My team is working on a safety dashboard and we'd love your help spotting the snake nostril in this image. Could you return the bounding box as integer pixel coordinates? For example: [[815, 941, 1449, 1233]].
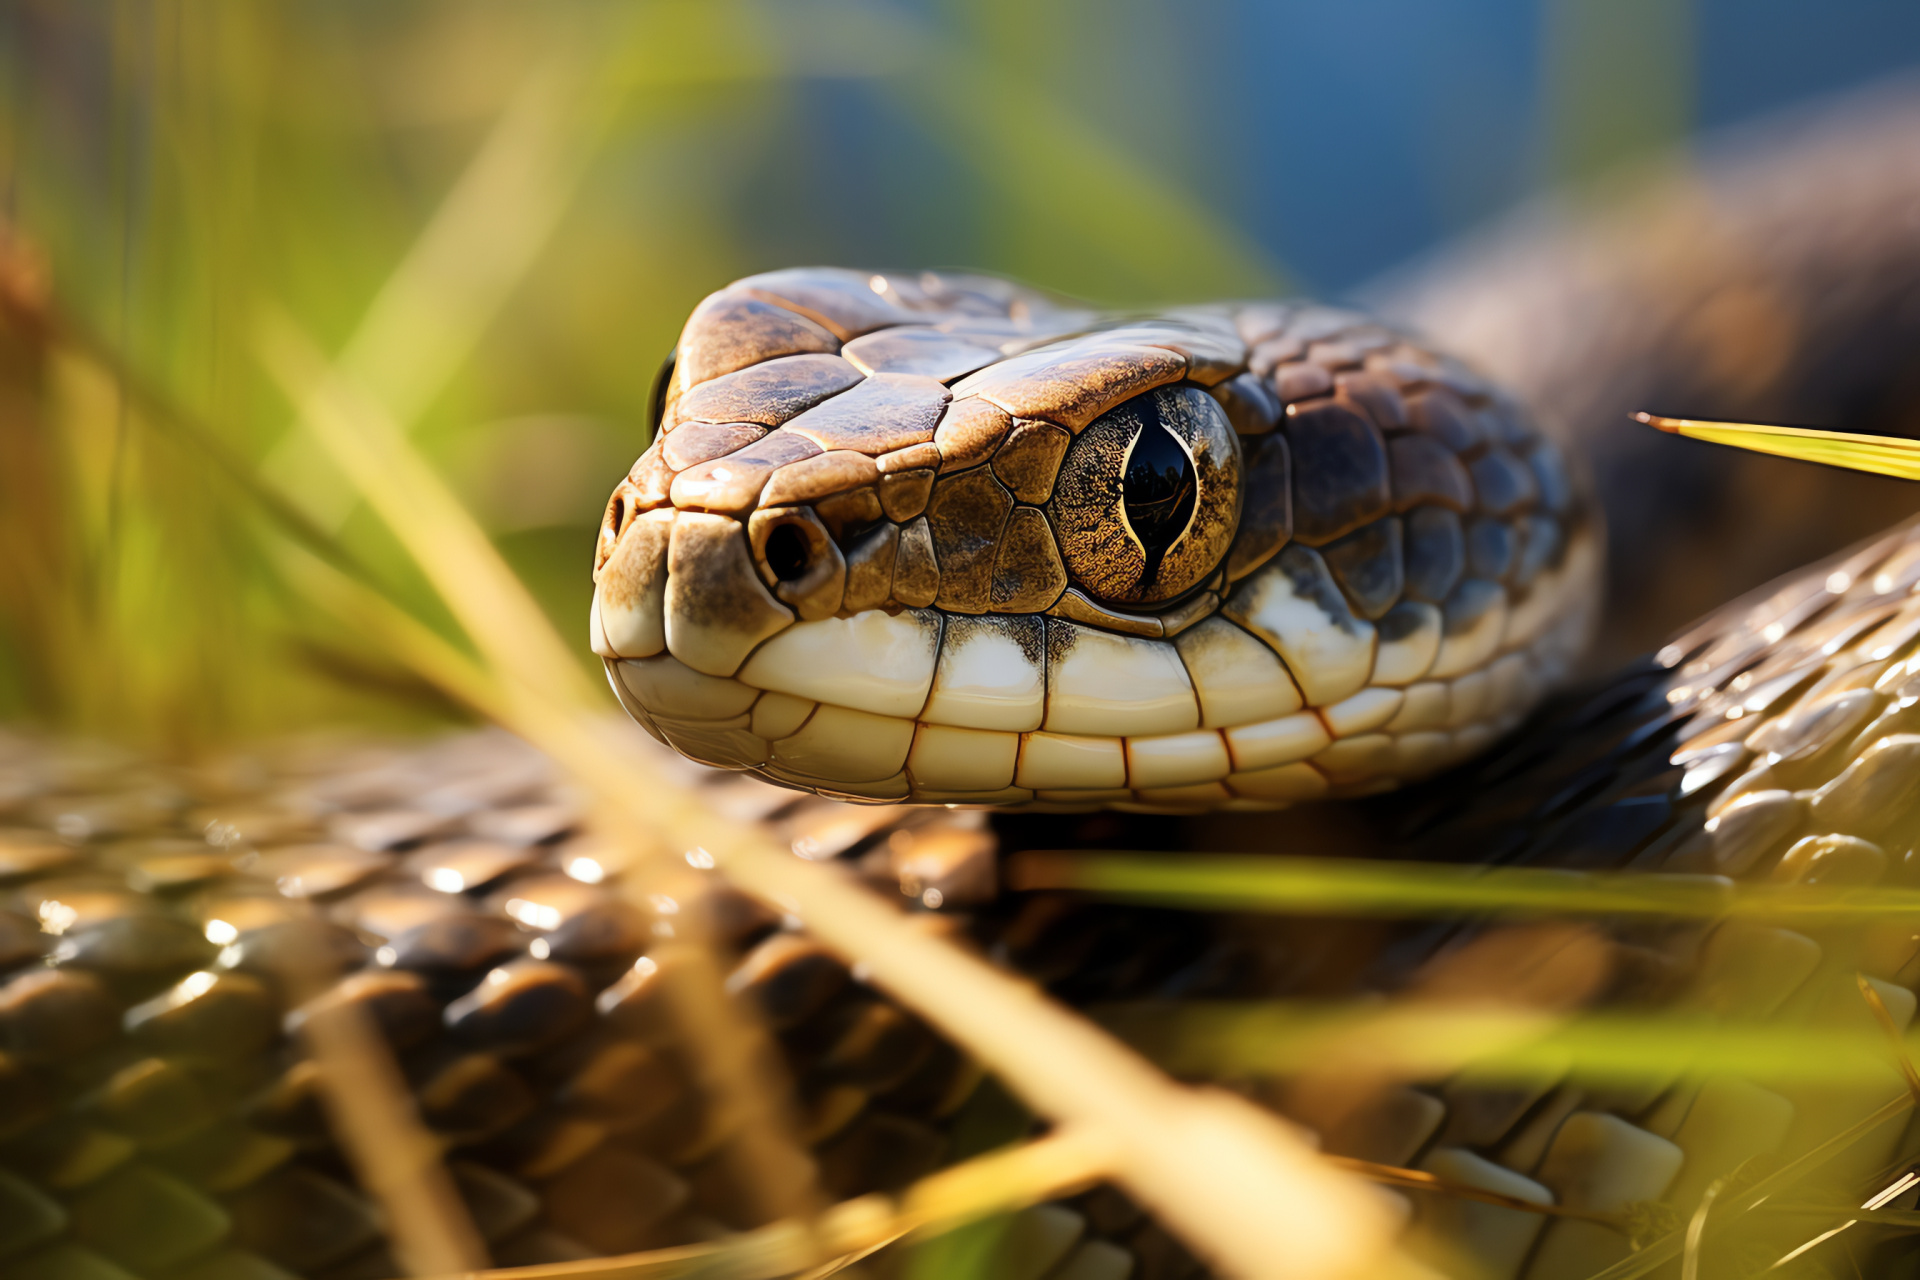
[[765, 523, 814, 582], [609, 496, 627, 536]]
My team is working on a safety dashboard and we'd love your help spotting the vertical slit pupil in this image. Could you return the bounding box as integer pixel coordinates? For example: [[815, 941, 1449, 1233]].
[[1122, 418, 1197, 584]]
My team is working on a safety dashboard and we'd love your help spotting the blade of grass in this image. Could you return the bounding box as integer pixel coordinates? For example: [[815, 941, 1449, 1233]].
[[1326, 1156, 1620, 1226], [1763, 1171, 1920, 1272], [889, 1124, 1112, 1240], [1679, 1173, 1728, 1280], [643, 919, 830, 1228], [1582, 1092, 1915, 1279], [882, 7, 1287, 303], [262, 21, 630, 531], [359, 1128, 1113, 1280], [299, 992, 490, 1274], [1638, 411, 1920, 481], [1009, 850, 1920, 921], [258, 314, 593, 705], [800, 1125, 1118, 1278], [279, 540, 826, 1230], [263, 353, 1423, 1278], [263, 313, 831, 1225], [1859, 974, 1920, 1103], [221, 778, 489, 1273], [1102, 999, 1920, 1088]]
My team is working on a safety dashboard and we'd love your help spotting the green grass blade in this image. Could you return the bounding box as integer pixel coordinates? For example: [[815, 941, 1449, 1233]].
[[48, 306, 394, 596], [256, 310, 596, 709], [1009, 851, 1920, 921], [1102, 999, 1920, 1088], [1581, 1094, 1916, 1280], [261, 22, 633, 531]]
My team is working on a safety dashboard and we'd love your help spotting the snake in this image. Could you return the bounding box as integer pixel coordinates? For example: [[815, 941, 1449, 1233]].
[[591, 271, 1601, 810], [6, 80, 1920, 1280]]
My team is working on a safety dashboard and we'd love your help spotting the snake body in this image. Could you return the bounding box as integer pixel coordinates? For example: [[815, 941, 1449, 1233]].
[[592, 275, 1601, 808], [6, 83, 1920, 1280], [11, 542, 1920, 1280]]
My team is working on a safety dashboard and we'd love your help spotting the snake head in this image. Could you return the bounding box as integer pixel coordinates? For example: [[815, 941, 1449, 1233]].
[[592, 268, 1600, 809]]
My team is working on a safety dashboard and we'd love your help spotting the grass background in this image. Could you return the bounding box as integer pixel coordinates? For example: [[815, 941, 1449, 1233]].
[[0, 0, 1915, 749]]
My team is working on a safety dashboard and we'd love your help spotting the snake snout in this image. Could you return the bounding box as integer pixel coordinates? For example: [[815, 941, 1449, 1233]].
[[589, 492, 672, 663], [593, 479, 638, 572]]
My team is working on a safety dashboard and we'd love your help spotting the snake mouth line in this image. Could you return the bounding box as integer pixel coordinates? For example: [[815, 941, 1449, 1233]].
[[592, 522, 1602, 811]]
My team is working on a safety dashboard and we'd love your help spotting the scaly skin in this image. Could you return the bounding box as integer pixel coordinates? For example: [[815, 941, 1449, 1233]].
[[592, 276, 1601, 810]]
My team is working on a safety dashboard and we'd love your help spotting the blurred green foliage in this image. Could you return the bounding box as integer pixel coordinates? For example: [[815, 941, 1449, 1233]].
[[0, 0, 1287, 749]]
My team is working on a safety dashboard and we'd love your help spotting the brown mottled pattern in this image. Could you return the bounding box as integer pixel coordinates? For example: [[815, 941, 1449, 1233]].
[[15, 525, 1920, 1275], [0, 731, 1005, 1278], [593, 268, 1596, 809]]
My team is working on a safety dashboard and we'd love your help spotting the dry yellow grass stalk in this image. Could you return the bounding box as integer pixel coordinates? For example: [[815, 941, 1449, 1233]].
[[262, 326, 828, 1232], [1637, 411, 1920, 481], [298, 995, 492, 1274], [367, 1128, 1112, 1280], [263, 24, 628, 530], [619, 902, 829, 1228], [263, 324, 1424, 1277]]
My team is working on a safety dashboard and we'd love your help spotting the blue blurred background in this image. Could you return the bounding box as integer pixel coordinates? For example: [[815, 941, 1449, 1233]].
[[760, 0, 1920, 295]]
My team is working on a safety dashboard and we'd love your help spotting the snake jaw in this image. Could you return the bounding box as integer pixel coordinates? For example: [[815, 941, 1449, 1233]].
[[593, 269, 1604, 810]]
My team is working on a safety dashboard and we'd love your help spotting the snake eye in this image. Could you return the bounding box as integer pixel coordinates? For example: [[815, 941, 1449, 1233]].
[[1048, 385, 1242, 606]]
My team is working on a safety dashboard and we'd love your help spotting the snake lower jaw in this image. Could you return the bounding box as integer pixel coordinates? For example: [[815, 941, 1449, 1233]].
[[591, 507, 1605, 811]]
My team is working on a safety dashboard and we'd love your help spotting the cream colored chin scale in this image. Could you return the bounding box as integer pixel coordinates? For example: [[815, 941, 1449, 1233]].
[[590, 267, 1602, 811]]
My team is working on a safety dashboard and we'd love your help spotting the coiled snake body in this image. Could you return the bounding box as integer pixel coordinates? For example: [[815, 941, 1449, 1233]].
[[7, 86, 1920, 1280]]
